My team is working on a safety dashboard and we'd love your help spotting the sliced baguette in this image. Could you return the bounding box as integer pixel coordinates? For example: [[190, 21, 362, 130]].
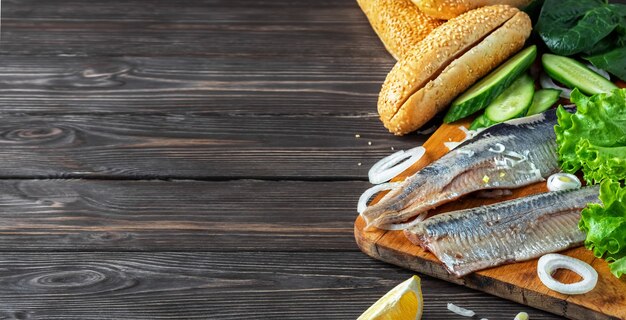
[[412, 0, 533, 20], [378, 6, 531, 135], [357, 0, 444, 60]]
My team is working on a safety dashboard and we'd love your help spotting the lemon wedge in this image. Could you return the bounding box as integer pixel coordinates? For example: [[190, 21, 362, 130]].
[[358, 275, 423, 320]]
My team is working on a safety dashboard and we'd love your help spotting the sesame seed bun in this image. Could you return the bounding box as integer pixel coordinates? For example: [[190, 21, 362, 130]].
[[357, 0, 444, 60], [412, 0, 533, 20], [377, 5, 532, 135]]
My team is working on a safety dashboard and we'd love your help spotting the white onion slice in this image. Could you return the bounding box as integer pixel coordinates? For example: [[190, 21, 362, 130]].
[[445, 126, 484, 151], [447, 303, 475, 317], [537, 254, 598, 295], [357, 182, 400, 214], [444, 141, 461, 151], [586, 63, 611, 80], [540, 73, 571, 99], [368, 146, 425, 184], [547, 173, 581, 192], [379, 211, 428, 230]]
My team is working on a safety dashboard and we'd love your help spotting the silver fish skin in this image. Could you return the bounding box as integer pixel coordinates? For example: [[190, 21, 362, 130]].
[[362, 110, 560, 229], [405, 186, 600, 277]]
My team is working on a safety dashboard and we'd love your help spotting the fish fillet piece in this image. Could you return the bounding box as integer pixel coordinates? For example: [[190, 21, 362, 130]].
[[362, 110, 560, 229], [405, 186, 600, 277]]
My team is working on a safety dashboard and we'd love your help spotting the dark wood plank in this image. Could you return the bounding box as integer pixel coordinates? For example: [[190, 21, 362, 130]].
[[3, 0, 363, 21], [0, 113, 423, 179], [0, 55, 391, 114], [1, 0, 387, 59], [0, 252, 562, 320], [0, 179, 367, 251]]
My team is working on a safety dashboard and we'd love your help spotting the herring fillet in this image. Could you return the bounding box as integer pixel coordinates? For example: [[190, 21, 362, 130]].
[[362, 110, 560, 229], [405, 186, 600, 277]]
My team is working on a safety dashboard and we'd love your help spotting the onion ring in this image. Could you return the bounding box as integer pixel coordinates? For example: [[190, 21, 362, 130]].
[[444, 126, 482, 151], [537, 253, 598, 295], [547, 173, 581, 192], [540, 73, 572, 99], [447, 303, 475, 317], [444, 141, 461, 151], [586, 63, 611, 80], [368, 146, 425, 184], [357, 182, 400, 215], [379, 211, 429, 230]]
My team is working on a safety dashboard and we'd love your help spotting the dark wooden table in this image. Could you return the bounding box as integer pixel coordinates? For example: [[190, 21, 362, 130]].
[[0, 1, 571, 319]]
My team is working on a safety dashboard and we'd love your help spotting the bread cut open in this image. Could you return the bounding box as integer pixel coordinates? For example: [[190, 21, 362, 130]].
[[357, 0, 444, 60], [377, 5, 531, 135], [413, 0, 533, 20]]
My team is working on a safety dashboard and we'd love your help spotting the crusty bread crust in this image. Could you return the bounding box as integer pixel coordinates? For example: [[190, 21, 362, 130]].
[[356, 0, 444, 60], [377, 5, 525, 135], [386, 11, 532, 135], [413, 0, 533, 20]]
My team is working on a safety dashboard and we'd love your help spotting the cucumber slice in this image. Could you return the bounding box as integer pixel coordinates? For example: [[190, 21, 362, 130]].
[[526, 89, 561, 116], [485, 74, 535, 123], [444, 45, 537, 123], [542, 54, 618, 95], [469, 113, 497, 130]]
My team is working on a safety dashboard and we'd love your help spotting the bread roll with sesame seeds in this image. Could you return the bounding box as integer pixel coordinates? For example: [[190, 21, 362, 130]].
[[412, 0, 533, 20], [377, 5, 531, 135], [357, 0, 444, 60]]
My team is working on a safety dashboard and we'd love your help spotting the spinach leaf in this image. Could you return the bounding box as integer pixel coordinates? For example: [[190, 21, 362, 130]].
[[609, 3, 626, 16], [536, 0, 621, 55], [584, 21, 626, 55], [583, 36, 618, 56], [586, 46, 626, 81]]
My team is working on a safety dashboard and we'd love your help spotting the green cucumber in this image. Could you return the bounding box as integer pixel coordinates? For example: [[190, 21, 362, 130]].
[[542, 54, 618, 95], [444, 45, 537, 123], [526, 89, 561, 116], [469, 113, 497, 130], [484, 74, 535, 123]]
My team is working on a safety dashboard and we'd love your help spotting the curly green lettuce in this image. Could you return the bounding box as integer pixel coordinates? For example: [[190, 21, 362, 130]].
[[579, 180, 626, 278], [555, 88, 626, 184]]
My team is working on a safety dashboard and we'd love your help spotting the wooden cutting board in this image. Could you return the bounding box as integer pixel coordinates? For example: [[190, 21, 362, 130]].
[[354, 119, 626, 320]]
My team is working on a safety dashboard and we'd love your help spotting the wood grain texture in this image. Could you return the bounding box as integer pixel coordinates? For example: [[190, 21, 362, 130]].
[[0, 252, 562, 320], [1, 0, 387, 59], [0, 113, 424, 179], [355, 121, 626, 320], [0, 55, 392, 114], [0, 177, 564, 319], [0, 179, 366, 251], [0, 0, 615, 318]]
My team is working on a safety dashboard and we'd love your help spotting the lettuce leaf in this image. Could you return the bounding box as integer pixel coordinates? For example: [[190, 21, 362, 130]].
[[555, 88, 626, 183], [579, 179, 626, 278], [610, 256, 626, 278]]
